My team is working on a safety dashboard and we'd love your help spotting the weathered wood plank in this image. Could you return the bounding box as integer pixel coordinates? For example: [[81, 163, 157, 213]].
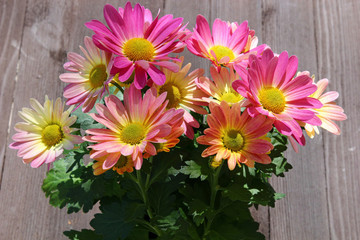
[[260, 0, 330, 239], [314, 0, 360, 239], [0, 0, 163, 239], [0, 0, 27, 188]]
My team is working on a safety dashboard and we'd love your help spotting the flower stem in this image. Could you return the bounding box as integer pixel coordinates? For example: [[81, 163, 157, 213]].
[[111, 80, 124, 94], [145, 156, 153, 190], [204, 162, 223, 237], [130, 167, 162, 237], [136, 170, 154, 219]]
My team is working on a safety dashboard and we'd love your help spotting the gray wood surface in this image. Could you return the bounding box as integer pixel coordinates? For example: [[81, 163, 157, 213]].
[[0, 0, 358, 239]]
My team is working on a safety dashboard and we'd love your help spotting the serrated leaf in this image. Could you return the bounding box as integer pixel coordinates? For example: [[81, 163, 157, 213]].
[[274, 192, 285, 200], [188, 199, 213, 226], [149, 175, 183, 216], [208, 200, 265, 240], [72, 107, 104, 130], [42, 159, 73, 208], [42, 157, 124, 214], [63, 229, 102, 240], [157, 210, 181, 231], [91, 199, 145, 240], [149, 150, 182, 186], [224, 182, 252, 202], [180, 160, 209, 180]]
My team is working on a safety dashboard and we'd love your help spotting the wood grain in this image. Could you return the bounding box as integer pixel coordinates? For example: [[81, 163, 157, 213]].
[[0, 0, 27, 188], [314, 0, 360, 239], [0, 0, 359, 239]]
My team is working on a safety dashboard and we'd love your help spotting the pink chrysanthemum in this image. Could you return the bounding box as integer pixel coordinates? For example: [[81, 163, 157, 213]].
[[196, 66, 247, 106], [9, 97, 83, 168], [84, 85, 184, 170], [153, 56, 208, 139], [60, 36, 113, 112], [232, 49, 323, 142], [296, 72, 347, 138], [85, 2, 186, 89], [186, 15, 266, 68], [197, 101, 274, 170]]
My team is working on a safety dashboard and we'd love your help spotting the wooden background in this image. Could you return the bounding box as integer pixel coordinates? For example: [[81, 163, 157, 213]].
[[0, 0, 359, 239]]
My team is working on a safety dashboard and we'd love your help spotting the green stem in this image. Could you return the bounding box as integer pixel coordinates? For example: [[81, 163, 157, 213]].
[[111, 81, 124, 94], [136, 170, 154, 219], [204, 162, 223, 238], [126, 171, 162, 237], [145, 156, 153, 190], [134, 219, 162, 236]]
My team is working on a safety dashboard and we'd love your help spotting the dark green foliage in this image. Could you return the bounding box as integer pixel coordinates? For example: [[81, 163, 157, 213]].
[[64, 229, 102, 240], [41, 114, 291, 239], [90, 198, 145, 240], [42, 153, 124, 213]]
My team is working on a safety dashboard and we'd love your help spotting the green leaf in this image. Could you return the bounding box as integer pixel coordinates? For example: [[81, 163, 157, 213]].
[[207, 200, 265, 240], [248, 180, 277, 207], [274, 192, 285, 200], [72, 106, 104, 130], [158, 208, 201, 240], [42, 159, 73, 208], [63, 229, 102, 240], [149, 150, 182, 186], [223, 182, 252, 202], [66, 166, 125, 213], [42, 157, 125, 214], [90, 198, 145, 240], [180, 160, 210, 181], [157, 210, 181, 232], [188, 199, 214, 226], [148, 175, 183, 216], [126, 227, 149, 240], [255, 128, 292, 177]]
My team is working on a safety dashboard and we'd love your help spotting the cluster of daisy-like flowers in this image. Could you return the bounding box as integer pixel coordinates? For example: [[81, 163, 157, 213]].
[[10, 2, 346, 174]]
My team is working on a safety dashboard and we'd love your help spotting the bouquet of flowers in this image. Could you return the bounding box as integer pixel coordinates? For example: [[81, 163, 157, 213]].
[[9, 2, 346, 240]]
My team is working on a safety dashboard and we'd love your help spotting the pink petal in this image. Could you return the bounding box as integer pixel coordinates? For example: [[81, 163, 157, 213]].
[[147, 65, 166, 85], [103, 152, 121, 169], [133, 67, 148, 89]]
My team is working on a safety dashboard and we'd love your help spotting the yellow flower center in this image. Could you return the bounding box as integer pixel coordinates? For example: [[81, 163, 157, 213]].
[[89, 64, 108, 88], [158, 83, 183, 109], [209, 45, 235, 61], [258, 87, 286, 114], [120, 123, 146, 145], [114, 155, 129, 169], [220, 92, 243, 104], [123, 38, 155, 62], [223, 129, 244, 152], [41, 124, 64, 147]]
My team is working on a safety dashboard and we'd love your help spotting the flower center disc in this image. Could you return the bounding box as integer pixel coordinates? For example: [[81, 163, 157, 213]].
[[114, 155, 129, 169], [123, 38, 155, 62], [42, 124, 64, 147], [221, 92, 243, 104], [258, 87, 286, 114], [159, 83, 183, 109], [210, 45, 235, 61], [89, 64, 108, 88], [223, 129, 244, 151], [120, 123, 146, 145]]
